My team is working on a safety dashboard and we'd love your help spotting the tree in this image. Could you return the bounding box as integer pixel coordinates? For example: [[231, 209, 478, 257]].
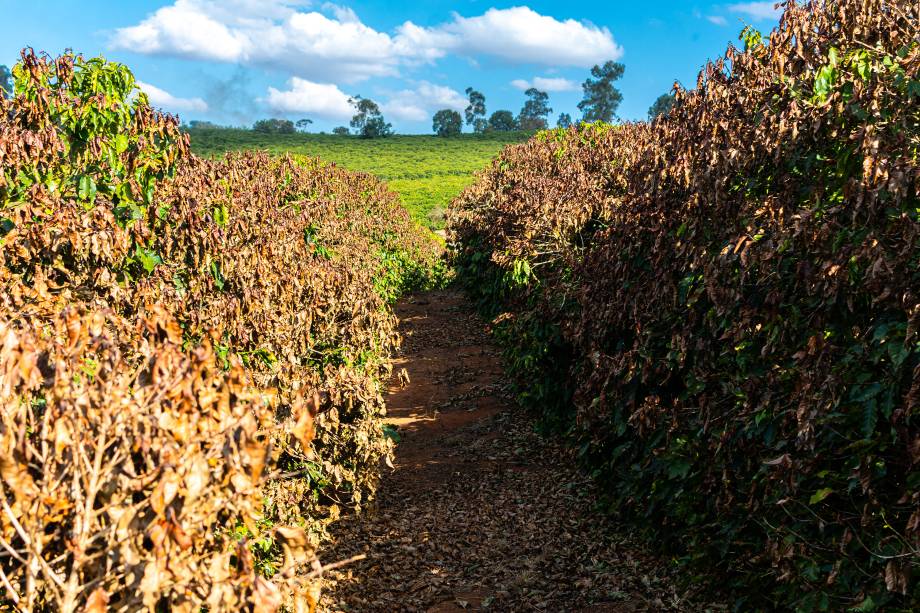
[[432, 109, 462, 137], [578, 60, 625, 123], [332, 126, 350, 135], [487, 110, 517, 132], [464, 87, 487, 133], [295, 118, 313, 132], [518, 88, 552, 131], [557, 113, 573, 129], [648, 93, 676, 120], [349, 96, 393, 139], [252, 118, 296, 134], [0, 64, 12, 99]]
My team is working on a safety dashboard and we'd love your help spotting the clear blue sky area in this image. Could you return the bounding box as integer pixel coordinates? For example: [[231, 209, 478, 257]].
[[0, 0, 781, 132]]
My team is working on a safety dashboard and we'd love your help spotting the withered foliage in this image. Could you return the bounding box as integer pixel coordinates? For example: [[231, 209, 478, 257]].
[[1, 50, 440, 611], [450, 1, 918, 609]]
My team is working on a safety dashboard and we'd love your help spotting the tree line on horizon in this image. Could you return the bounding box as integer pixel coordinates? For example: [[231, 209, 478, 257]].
[[436, 60, 634, 138], [184, 59, 676, 138], [16, 56, 682, 139]]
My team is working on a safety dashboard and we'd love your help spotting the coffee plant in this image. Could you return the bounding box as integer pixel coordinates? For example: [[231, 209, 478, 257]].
[[449, 1, 919, 610], [0, 49, 441, 611]]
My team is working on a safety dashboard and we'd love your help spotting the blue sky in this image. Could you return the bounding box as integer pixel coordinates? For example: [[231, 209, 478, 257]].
[[0, 1, 781, 132]]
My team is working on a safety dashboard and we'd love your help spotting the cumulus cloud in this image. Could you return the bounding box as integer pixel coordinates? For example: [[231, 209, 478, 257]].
[[112, 2, 624, 84], [433, 7, 622, 66], [380, 82, 467, 122], [706, 15, 729, 26], [511, 76, 579, 92], [392, 21, 453, 64], [201, 0, 311, 21], [727, 2, 782, 21], [136, 80, 208, 112], [116, 3, 247, 63], [321, 2, 360, 24], [263, 78, 466, 123], [113, 1, 407, 82], [265, 78, 353, 119]]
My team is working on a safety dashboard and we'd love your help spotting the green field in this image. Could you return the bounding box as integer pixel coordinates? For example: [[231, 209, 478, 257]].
[[187, 128, 529, 229]]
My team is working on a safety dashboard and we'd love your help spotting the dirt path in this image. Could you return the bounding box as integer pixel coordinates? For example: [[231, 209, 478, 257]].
[[319, 290, 698, 612]]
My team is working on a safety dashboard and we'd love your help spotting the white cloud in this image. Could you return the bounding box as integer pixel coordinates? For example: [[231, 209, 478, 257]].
[[281, 11, 405, 80], [392, 21, 453, 64], [113, 1, 409, 82], [321, 3, 360, 24], [199, 0, 310, 21], [112, 3, 624, 84], [264, 78, 466, 123], [706, 15, 729, 26], [381, 82, 467, 122], [264, 78, 353, 119], [116, 3, 248, 63], [136, 80, 208, 112], [727, 2, 782, 21], [511, 76, 579, 92], [432, 7, 623, 67]]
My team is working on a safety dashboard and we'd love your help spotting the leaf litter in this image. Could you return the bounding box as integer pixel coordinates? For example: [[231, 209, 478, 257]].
[[319, 290, 719, 612]]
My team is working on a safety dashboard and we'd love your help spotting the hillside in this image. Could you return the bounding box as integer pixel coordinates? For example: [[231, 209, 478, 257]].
[[186, 129, 529, 230]]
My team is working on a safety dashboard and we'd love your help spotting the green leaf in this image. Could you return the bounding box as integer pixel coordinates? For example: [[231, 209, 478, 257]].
[[809, 487, 834, 505], [856, 56, 871, 81], [667, 458, 691, 479], [114, 133, 129, 153], [862, 396, 878, 438], [77, 175, 97, 201], [382, 424, 401, 443], [133, 245, 162, 274], [172, 273, 187, 297], [848, 595, 879, 613], [210, 260, 225, 290], [213, 204, 229, 227], [851, 382, 881, 403]]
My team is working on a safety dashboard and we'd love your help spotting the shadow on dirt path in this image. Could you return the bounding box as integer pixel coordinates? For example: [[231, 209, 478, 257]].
[[319, 290, 703, 612]]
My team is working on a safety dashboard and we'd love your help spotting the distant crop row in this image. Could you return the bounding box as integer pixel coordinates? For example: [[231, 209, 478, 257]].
[[186, 128, 528, 229], [449, 1, 919, 610], [0, 50, 441, 611]]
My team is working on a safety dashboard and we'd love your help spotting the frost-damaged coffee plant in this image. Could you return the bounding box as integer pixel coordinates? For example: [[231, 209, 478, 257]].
[[449, 1, 919, 610], [0, 50, 441, 611]]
